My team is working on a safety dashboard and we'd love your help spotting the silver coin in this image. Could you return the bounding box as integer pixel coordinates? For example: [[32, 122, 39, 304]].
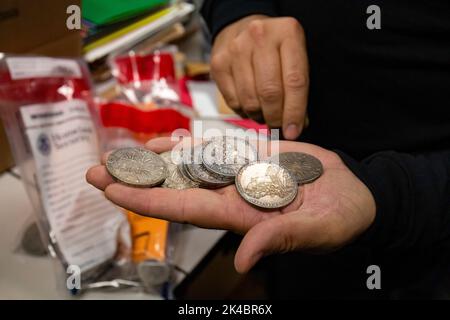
[[180, 162, 198, 183], [21, 223, 47, 256], [184, 145, 234, 188], [137, 260, 171, 287], [106, 147, 167, 187], [202, 136, 258, 177], [160, 151, 199, 189], [235, 162, 298, 209], [269, 152, 323, 184]]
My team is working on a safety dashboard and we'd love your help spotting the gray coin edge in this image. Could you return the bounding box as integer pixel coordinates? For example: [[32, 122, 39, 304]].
[[185, 163, 233, 188], [183, 144, 234, 186], [202, 139, 258, 177], [137, 261, 171, 286], [160, 151, 199, 189]]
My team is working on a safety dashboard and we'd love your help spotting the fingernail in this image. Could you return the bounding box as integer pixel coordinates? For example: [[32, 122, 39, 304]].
[[284, 124, 300, 140]]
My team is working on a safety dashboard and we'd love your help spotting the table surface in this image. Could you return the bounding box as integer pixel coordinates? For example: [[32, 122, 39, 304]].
[[0, 119, 242, 299]]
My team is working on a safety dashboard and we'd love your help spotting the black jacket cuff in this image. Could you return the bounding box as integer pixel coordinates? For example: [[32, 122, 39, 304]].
[[201, 0, 278, 41], [334, 150, 403, 250]]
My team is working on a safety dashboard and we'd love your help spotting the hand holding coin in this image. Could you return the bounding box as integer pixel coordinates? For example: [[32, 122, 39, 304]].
[[87, 137, 375, 273]]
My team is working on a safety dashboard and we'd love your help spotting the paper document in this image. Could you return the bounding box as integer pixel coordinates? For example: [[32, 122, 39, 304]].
[[20, 99, 125, 272]]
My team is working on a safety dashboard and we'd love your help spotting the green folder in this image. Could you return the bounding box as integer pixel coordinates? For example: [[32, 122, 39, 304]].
[[82, 0, 169, 26]]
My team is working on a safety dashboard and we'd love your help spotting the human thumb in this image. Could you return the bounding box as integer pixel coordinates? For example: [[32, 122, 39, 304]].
[[234, 211, 327, 273], [234, 215, 291, 273]]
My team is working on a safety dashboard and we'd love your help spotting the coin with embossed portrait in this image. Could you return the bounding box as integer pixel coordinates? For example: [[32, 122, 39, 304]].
[[106, 147, 167, 187], [235, 162, 298, 209]]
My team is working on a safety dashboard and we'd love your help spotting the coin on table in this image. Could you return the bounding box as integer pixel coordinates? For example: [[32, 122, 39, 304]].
[[159, 150, 199, 189], [137, 260, 171, 287], [235, 161, 298, 209], [106, 147, 167, 187], [21, 223, 47, 256], [184, 145, 234, 188], [269, 152, 323, 184], [202, 136, 258, 177]]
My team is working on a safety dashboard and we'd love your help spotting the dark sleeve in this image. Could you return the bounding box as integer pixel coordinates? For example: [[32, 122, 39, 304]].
[[201, 0, 278, 41], [335, 150, 450, 252]]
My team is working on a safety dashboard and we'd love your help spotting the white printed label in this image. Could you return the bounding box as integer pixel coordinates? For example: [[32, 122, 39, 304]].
[[6, 57, 82, 80], [20, 99, 125, 272]]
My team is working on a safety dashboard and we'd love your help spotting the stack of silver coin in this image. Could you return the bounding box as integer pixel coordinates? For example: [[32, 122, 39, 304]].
[[106, 136, 323, 209]]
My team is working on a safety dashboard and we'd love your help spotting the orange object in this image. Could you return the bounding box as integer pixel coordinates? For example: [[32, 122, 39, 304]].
[[126, 211, 169, 263]]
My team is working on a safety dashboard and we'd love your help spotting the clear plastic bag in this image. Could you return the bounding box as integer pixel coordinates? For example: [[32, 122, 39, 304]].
[[96, 48, 192, 295], [99, 46, 194, 151], [111, 46, 181, 106], [0, 54, 136, 294]]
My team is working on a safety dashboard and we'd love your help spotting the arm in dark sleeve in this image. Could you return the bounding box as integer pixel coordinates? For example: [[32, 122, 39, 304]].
[[336, 150, 450, 252], [201, 0, 278, 40]]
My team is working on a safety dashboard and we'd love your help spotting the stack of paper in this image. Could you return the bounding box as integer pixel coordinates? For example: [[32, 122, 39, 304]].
[[82, 1, 195, 63]]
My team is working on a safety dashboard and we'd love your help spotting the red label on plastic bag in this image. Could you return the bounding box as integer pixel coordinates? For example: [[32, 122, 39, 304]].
[[100, 102, 190, 134], [113, 53, 176, 84], [0, 70, 90, 103]]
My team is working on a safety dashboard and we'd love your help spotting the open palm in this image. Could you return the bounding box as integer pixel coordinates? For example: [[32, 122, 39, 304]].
[[86, 137, 375, 273]]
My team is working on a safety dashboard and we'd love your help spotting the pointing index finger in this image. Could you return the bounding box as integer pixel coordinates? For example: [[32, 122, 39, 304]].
[[280, 34, 309, 140]]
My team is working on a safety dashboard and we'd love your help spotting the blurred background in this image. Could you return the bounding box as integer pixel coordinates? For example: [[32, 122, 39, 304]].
[[0, 0, 269, 300]]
